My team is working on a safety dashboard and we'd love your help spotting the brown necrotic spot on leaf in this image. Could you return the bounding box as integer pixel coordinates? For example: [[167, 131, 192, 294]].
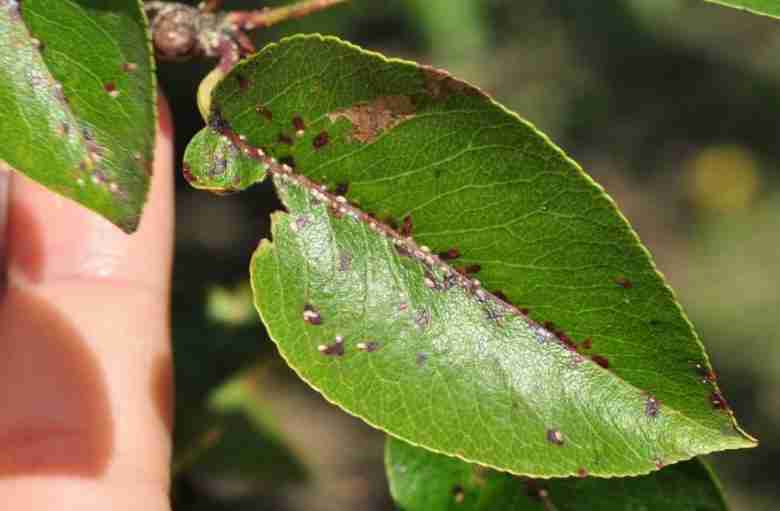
[[292, 115, 305, 132], [591, 355, 609, 369], [278, 133, 293, 145], [313, 131, 330, 149], [615, 276, 633, 289], [421, 65, 487, 101], [122, 62, 137, 73], [327, 95, 416, 143]]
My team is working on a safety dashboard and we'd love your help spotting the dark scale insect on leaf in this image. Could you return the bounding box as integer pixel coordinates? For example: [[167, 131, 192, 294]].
[[400, 215, 413, 237], [318, 335, 345, 357], [313, 130, 330, 149], [645, 395, 661, 418], [303, 304, 322, 325], [546, 428, 565, 446], [451, 485, 465, 504], [438, 248, 461, 260], [334, 182, 349, 195], [255, 104, 273, 120], [356, 341, 380, 352], [292, 115, 306, 132], [711, 391, 728, 410]]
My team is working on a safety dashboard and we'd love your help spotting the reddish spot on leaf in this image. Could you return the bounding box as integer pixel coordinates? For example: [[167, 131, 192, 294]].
[[577, 468, 588, 478], [292, 115, 306, 132], [438, 248, 461, 260], [313, 131, 330, 149], [122, 62, 138, 72], [520, 308, 530, 315], [581, 338, 593, 350], [591, 355, 609, 369], [103, 81, 119, 97], [655, 459, 665, 469], [711, 391, 729, 410], [493, 290, 508, 302], [236, 74, 250, 91], [400, 216, 413, 237], [463, 264, 481, 275], [615, 276, 633, 289]]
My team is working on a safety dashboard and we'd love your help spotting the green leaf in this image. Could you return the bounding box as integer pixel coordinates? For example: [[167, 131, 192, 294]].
[[386, 437, 728, 511], [703, 0, 780, 19], [185, 34, 755, 478], [0, 0, 156, 232]]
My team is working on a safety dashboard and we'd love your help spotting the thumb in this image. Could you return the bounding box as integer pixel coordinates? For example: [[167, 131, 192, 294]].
[[0, 95, 174, 510]]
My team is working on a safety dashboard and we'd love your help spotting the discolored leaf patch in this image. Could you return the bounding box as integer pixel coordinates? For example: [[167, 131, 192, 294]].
[[0, 0, 156, 232], [327, 94, 416, 143]]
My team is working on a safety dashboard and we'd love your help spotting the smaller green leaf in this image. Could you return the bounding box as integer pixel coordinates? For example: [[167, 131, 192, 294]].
[[386, 437, 728, 511], [183, 127, 268, 193], [0, 0, 156, 232], [174, 370, 307, 485], [703, 0, 780, 19]]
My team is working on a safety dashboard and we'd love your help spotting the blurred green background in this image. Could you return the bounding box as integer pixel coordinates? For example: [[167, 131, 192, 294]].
[[159, 1, 780, 509]]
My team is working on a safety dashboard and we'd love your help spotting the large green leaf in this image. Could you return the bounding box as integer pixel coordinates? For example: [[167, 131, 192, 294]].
[[0, 0, 155, 232], [703, 0, 780, 18], [183, 35, 755, 478], [386, 437, 728, 511]]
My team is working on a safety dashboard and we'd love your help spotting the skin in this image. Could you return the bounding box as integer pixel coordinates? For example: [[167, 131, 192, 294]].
[[0, 96, 174, 510]]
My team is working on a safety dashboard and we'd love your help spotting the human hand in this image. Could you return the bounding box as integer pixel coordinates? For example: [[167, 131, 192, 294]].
[[0, 96, 174, 510]]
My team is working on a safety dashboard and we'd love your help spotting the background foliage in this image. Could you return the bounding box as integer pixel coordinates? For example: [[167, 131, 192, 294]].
[[160, 1, 779, 509]]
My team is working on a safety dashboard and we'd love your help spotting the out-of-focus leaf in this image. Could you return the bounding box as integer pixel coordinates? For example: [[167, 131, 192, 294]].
[[386, 437, 728, 511], [179, 371, 307, 485], [0, 0, 155, 232], [184, 34, 755, 478], [703, 0, 780, 19]]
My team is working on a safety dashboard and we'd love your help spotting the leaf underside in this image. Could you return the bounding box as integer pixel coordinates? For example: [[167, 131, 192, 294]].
[[386, 437, 727, 511], [703, 0, 780, 18], [0, 0, 156, 232], [184, 34, 755, 478]]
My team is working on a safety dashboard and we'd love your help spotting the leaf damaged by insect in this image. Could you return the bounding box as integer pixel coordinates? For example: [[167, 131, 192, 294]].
[[187, 34, 756, 479], [326, 94, 416, 144]]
